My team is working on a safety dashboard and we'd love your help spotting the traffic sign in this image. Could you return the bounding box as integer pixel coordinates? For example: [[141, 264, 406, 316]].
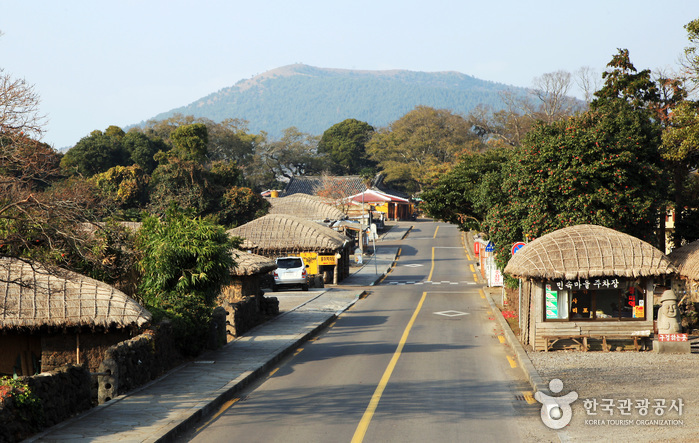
[[512, 241, 526, 255], [485, 241, 495, 252]]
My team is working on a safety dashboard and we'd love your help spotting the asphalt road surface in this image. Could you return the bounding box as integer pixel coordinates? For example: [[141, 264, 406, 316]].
[[181, 221, 544, 442]]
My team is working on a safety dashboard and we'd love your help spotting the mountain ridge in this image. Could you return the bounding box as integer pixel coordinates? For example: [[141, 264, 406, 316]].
[[145, 64, 529, 138]]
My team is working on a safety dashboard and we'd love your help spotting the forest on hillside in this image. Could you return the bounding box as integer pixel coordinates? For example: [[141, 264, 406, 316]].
[[148, 65, 523, 138]]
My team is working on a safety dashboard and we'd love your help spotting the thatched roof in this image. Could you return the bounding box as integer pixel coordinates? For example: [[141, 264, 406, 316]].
[[0, 257, 151, 330], [227, 214, 349, 254], [231, 249, 276, 276], [282, 175, 367, 197], [504, 224, 676, 280], [668, 240, 699, 281], [267, 194, 347, 221], [79, 221, 142, 236]]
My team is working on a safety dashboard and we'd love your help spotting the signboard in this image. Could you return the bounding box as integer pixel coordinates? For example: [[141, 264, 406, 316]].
[[545, 284, 559, 319], [511, 241, 526, 256], [474, 242, 480, 256], [318, 255, 337, 266], [658, 333, 688, 342], [633, 305, 645, 318], [490, 268, 503, 287], [299, 252, 319, 275], [485, 241, 495, 252]]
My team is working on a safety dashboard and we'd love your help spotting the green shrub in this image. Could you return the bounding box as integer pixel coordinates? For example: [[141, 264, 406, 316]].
[[136, 205, 237, 356], [0, 377, 44, 434]]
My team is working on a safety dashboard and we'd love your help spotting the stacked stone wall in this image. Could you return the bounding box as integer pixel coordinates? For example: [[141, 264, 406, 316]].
[[0, 365, 91, 443], [98, 322, 180, 404]]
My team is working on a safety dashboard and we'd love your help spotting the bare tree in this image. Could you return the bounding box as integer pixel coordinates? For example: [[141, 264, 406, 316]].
[[0, 68, 45, 141], [574, 66, 601, 104], [0, 67, 128, 284], [530, 70, 584, 123]]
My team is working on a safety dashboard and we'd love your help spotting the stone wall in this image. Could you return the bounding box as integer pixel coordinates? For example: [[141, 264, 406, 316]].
[[0, 365, 91, 443], [98, 322, 180, 404], [221, 295, 279, 341], [41, 330, 131, 373]]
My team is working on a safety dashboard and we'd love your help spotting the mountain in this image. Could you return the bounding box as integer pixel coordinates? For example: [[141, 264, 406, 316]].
[[146, 64, 528, 139]]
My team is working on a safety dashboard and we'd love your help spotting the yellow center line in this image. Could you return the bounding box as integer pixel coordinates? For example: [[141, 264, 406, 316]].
[[427, 247, 435, 282], [469, 264, 475, 273], [507, 356, 517, 368], [352, 291, 428, 443], [195, 397, 240, 432], [479, 289, 485, 299], [523, 391, 536, 404], [433, 226, 439, 238], [498, 336, 505, 344]]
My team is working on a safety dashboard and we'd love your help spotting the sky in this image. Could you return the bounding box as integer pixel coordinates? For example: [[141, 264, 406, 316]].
[[2, 0, 698, 149]]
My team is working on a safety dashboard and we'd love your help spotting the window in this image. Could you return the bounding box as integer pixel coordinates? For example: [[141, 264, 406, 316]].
[[544, 279, 646, 321]]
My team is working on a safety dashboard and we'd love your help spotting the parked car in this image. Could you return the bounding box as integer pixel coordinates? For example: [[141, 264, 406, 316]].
[[273, 256, 309, 291]]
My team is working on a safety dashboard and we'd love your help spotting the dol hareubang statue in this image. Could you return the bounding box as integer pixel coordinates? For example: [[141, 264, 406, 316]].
[[657, 289, 681, 334]]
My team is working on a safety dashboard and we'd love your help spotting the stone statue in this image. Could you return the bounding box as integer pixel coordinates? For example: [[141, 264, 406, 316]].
[[657, 289, 681, 334]]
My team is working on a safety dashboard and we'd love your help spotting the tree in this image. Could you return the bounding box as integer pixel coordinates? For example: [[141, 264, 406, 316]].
[[421, 148, 509, 230], [90, 164, 150, 218], [591, 49, 660, 111], [218, 186, 270, 228], [680, 18, 699, 90], [468, 70, 585, 149], [0, 65, 135, 289], [252, 127, 323, 180], [575, 66, 602, 104], [121, 130, 167, 174], [318, 119, 376, 175], [140, 114, 258, 164], [149, 158, 208, 216], [660, 100, 699, 245], [136, 206, 236, 356], [529, 71, 582, 123], [206, 118, 259, 166], [60, 129, 130, 176], [484, 98, 666, 270], [170, 123, 208, 162], [367, 106, 477, 194], [0, 68, 45, 144], [148, 156, 242, 218]]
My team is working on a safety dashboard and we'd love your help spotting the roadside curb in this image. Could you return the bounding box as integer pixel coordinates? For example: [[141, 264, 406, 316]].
[[484, 292, 549, 395], [156, 296, 361, 443], [368, 247, 400, 286]]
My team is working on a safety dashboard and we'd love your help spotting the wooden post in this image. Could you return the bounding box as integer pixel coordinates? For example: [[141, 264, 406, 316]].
[[76, 332, 81, 365]]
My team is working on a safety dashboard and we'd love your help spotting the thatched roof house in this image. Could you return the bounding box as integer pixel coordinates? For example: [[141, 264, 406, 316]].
[[667, 240, 699, 302], [504, 225, 674, 351], [230, 249, 277, 276], [218, 250, 278, 341], [505, 224, 676, 280], [282, 175, 367, 197], [267, 193, 347, 222], [228, 214, 349, 255], [0, 257, 151, 376], [0, 257, 151, 330], [668, 240, 699, 281], [228, 214, 351, 284]]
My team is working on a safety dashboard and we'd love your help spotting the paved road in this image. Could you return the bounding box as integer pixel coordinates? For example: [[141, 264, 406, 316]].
[[181, 221, 542, 442]]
